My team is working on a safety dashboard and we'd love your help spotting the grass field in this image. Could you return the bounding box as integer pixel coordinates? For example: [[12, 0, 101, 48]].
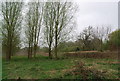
[[2, 55, 119, 79]]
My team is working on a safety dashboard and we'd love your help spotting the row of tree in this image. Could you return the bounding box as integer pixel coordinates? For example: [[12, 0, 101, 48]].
[[56, 27, 119, 52], [1, 2, 76, 60]]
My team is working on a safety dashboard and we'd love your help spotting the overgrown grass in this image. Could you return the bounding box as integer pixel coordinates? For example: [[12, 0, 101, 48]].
[[2, 55, 119, 79], [2, 55, 74, 79]]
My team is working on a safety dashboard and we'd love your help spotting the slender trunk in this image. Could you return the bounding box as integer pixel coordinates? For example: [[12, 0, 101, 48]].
[[28, 42, 32, 59], [31, 29, 34, 58], [49, 44, 52, 59], [7, 33, 11, 61], [6, 36, 9, 60], [28, 42, 30, 59], [7, 44, 11, 60], [100, 39, 103, 52], [30, 46, 32, 58], [34, 28, 37, 58], [55, 42, 58, 59], [9, 36, 12, 60], [6, 29, 11, 60], [55, 28, 58, 59], [34, 44, 37, 58]]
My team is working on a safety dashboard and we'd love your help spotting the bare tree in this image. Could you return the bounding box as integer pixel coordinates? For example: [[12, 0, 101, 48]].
[[93, 26, 111, 51], [43, 2, 76, 59], [25, 3, 33, 59], [25, 2, 43, 58], [1, 2, 23, 60], [77, 26, 111, 51], [33, 2, 44, 58], [78, 26, 94, 50], [53, 2, 76, 59], [44, 2, 55, 59]]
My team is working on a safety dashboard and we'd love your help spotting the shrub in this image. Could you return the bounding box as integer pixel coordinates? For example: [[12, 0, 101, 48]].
[[63, 61, 108, 79]]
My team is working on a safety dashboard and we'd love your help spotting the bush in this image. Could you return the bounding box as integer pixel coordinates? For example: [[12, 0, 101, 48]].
[[63, 61, 108, 79], [108, 29, 120, 50]]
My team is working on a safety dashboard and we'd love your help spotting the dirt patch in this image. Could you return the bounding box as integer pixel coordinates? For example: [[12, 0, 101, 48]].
[[109, 62, 120, 64], [48, 70, 56, 74]]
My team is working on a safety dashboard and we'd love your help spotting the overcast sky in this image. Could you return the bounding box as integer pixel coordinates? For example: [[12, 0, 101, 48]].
[[0, 0, 118, 33], [74, 2, 118, 34]]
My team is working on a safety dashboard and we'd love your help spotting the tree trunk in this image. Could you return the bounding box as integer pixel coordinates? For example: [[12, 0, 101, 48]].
[[30, 46, 32, 58], [6, 45, 11, 61], [6, 50, 11, 61], [100, 39, 103, 52], [28, 42, 32, 59], [28, 49, 30, 59], [7, 35, 12, 61], [34, 44, 37, 58], [28, 42, 30, 59], [55, 22, 58, 59], [6, 30, 11, 61], [55, 45, 58, 59], [49, 44, 52, 59], [55, 31, 58, 59], [9, 37, 12, 60]]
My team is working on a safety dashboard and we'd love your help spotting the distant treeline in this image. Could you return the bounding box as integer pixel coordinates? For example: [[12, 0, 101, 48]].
[[40, 27, 120, 53]]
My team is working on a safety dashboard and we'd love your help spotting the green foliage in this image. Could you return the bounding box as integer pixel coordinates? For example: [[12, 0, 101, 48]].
[[2, 55, 74, 79], [108, 29, 120, 46], [102, 40, 109, 50], [57, 42, 80, 52]]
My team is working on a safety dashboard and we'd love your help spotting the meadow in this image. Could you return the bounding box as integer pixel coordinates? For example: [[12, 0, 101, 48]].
[[2, 53, 119, 79]]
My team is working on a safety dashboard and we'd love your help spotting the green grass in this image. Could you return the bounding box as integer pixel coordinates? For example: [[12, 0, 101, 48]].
[[2, 55, 74, 79], [2, 55, 119, 79]]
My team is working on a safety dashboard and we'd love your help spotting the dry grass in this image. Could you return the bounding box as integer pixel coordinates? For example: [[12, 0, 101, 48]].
[[64, 51, 118, 59], [63, 61, 119, 79]]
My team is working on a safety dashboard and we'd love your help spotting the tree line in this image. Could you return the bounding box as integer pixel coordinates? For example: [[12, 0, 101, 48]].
[[55, 26, 119, 53], [1, 1, 76, 60]]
